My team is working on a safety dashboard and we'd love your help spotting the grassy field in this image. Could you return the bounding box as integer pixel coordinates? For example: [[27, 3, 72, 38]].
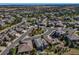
[[64, 48, 79, 55]]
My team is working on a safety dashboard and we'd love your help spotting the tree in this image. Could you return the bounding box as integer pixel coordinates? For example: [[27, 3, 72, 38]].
[[41, 35, 44, 38], [9, 48, 17, 55], [31, 48, 37, 55], [1, 42, 7, 47], [0, 50, 1, 52]]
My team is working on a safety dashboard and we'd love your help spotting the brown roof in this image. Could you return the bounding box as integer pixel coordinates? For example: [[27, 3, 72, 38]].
[[18, 40, 33, 53], [44, 35, 53, 44], [44, 35, 59, 44]]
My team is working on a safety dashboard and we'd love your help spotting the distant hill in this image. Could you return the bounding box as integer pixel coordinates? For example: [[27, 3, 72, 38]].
[[0, 3, 79, 7]]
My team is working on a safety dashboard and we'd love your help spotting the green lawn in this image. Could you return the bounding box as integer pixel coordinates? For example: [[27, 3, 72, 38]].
[[29, 28, 45, 36], [64, 48, 79, 55], [76, 31, 79, 36]]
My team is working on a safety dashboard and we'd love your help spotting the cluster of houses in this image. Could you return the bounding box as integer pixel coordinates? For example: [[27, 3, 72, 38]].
[[0, 14, 15, 27], [0, 12, 24, 31], [0, 7, 79, 55], [0, 21, 28, 52], [10, 25, 79, 54], [28, 11, 79, 30], [6, 9, 79, 54], [16, 37, 48, 54], [49, 27, 79, 48], [14, 28, 64, 54]]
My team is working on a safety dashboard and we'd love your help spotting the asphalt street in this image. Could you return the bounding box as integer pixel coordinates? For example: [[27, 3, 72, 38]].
[[1, 26, 54, 55], [1, 26, 34, 55]]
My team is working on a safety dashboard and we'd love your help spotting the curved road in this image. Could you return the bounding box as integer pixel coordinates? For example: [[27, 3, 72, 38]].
[[1, 26, 54, 55]]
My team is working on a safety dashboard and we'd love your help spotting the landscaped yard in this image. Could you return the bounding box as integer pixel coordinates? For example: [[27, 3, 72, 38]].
[[64, 48, 79, 55], [76, 31, 79, 36], [29, 27, 45, 36], [0, 17, 22, 31]]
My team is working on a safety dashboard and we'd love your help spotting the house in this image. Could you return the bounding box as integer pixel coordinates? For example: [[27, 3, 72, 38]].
[[20, 37, 31, 44], [5, 14, 12, 18], [45, 20, 54, 27], [32, 38, 46, 51], [48, 21, 54, 26], [36, 23, 45, 26], [67, 22, 75, 26], [0, 21, 5, 27], [3, 34, 11, 41], [65, 28, 77, 35], [4, 18, 14, 24], [64, 34, 79, 48], [74, 22, 79, 28], [54, 20, 64, 27], [0, 33, 3, 39], [44, 35, 59, 44], [8, 29, 17, 39], [66, 34, 79, 41], [64, 17, 71, 21], [73, 16, 79, 21], [42, 39, 48, 48], [0, 39, 3, 45], [0, 33, 5, 41], [15, 27, 23, 34], [17, 39, 33, 54], [0, 34, 4, 45], [20, 24, 27, 30], [50, 29, 65, 38], [42, 18, 48, 26]]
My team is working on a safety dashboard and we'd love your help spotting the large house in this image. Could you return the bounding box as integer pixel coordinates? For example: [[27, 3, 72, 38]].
[[18, 39, 33, 54], [32, 38, 48, 51], [64, 34, 79, 48], [50, 28, 65, 38], [44, 35, 59, 44], [8, 29, 17, 39]]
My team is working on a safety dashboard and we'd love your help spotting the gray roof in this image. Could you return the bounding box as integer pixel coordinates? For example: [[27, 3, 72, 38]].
[[0, 21, 5, 26], [4, 34, 11, 41], [8, 29, 17, 37], [15, 27, 23, 32], [42, 39, 48, 46], [33, 38, 43, 48], [20, 38, 31, 44], [66, 35, 79, 41]]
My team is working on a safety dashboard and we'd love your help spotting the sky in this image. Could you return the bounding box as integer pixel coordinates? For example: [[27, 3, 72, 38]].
[[0, 3, 79, 6], [0, 0, 79, 3]]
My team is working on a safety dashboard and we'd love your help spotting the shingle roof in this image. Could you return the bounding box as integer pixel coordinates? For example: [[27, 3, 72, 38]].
[[66, 34, 79, 41], [33, 38, 43, 48], [18, 40, 33, 53]]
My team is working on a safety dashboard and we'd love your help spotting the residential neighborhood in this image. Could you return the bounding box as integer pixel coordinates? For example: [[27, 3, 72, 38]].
[[0, 4, 79, 55]]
